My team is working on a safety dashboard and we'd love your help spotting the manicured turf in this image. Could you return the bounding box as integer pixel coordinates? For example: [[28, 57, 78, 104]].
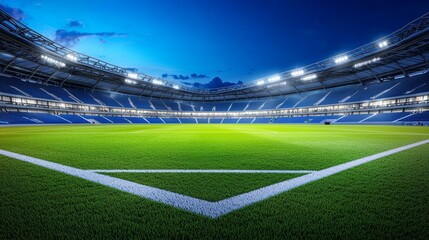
[[0, 124, 428, 170], [0, 124, 428, 239], [102, 172, 303, 201]]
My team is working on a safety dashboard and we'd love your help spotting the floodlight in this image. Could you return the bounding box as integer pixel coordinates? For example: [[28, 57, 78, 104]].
[[353, 57, 381, 68], [334, 55, 349, 64], [173, 85, 180, 90], [378, 40, 388, 48], [41, 55, 66, 68], [127, 72, 139, 79], [65, 53, 78, 62], [301, 74, 317, 81], [291, 69, 305, 77], [256, 80, 265, 86], [152, 79, 164, 85], [125, 79, 137, 84], [268, 75, 281, 82]]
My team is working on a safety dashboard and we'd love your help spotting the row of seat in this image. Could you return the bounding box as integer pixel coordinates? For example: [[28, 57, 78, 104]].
[[0, 111, 427, 125], [1, 72, 428, 111]]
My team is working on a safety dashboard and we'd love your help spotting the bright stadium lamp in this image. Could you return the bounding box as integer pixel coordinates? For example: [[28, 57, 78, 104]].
[[354, 57, 381, 68], [127, 72, 139, 79], [301, 74, 317, 81], [152, 79, 164, 85], [65, 53, 78, 62], [378, 40, 389, 48], [41, 55, 66, 68], [268, 75, 281, 82], [291, 69, 305, 77], [334, 55, 348, 64], [173, 85, 180, 90], [256, 80, 265, 86], [125, 79, 137, 84]]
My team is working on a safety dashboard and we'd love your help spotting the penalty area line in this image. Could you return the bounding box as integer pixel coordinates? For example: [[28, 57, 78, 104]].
[[88, 169, 316, 174], [0, 138, 428, 218]]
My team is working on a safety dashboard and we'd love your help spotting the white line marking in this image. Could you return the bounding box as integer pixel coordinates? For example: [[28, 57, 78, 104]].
[[0, 149, 214, 216], [1, 139, 428, 218], [210, 139, 429, 217], [88, 169, 316, 174]]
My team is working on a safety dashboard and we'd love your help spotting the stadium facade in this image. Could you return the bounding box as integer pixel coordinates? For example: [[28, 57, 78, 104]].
[[0, 9, 429, 125]]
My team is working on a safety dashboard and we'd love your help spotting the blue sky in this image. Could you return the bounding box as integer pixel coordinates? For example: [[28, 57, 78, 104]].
[[1, 0, 429, 88]]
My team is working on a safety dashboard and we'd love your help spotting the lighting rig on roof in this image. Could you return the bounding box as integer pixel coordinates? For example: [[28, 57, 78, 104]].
[[334, 55, 349, 64], [41, 55, 66, 68], [256, 80, 265, 86], [124, 79, 137, 84], [291, 69, 305, 77], [65, 53, 78, 62], [267, 75, 281, 82], [301, 74, 317, 81], [378, 40, 389, 48], [152, 79, 164, 85], [354, 57, 381, 68], [127, 72, 139, 80]]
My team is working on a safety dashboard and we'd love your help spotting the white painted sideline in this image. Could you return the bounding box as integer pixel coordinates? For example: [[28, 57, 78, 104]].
[[89, 169, 316, 174], [1, 138, 428, 218]]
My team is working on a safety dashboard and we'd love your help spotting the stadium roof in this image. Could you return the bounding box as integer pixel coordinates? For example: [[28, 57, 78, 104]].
[[0, 9, 429, 101]]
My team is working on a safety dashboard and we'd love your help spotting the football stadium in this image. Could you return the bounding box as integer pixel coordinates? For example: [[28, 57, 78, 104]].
[[1, 2, 429, 239]]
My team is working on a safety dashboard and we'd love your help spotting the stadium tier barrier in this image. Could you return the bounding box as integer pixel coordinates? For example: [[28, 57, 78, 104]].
[[1, 73, 429, 112], [0, 111, 428, 125], [1, 72, 429, 125]]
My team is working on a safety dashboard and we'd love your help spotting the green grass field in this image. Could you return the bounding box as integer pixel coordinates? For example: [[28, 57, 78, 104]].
[[1, 124, 429, 239]]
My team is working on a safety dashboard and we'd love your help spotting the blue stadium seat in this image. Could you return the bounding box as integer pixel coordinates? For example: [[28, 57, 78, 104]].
[[161, 117, 180, 123], [179, 118, 196, 123], [252, 118, 272, 123], [229, 102, 247, 111], [146, 117, 164, 123], [237, 118, 254, 123], [260, 98, 285, 110], [59, 114, 90, 123], [209, 118, 223, 123], [126, 117, 149, 123], [196, 118, 209, 123], [362, 112, 410, 122], [335, 114, 373, 123], [222, 118, 239, 123]]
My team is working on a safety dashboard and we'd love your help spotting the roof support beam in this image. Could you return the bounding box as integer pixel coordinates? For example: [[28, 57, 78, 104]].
[[60, 73, 71, 87], [29, 65, 41, 80], [394, 60, 409, 77], [91, 78, 103, 91], [45, 70, 59, 84], [2, 56, 17, 73], [365, 67, 380, 81]]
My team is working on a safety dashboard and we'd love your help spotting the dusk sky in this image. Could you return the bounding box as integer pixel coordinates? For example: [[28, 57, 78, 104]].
[[1, 0, 429, 88]]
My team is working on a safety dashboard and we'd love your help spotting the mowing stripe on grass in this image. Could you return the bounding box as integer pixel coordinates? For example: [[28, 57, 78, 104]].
[[88, 169, 316, 174], [1, 138, 428, 218]]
